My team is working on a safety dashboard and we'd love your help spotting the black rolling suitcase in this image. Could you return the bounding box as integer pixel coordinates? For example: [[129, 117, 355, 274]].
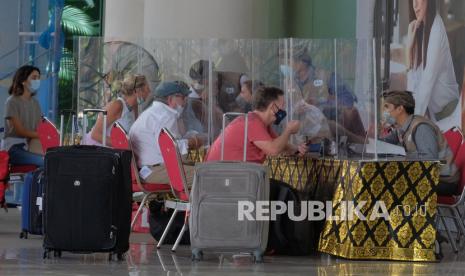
[[43, 145, 132, 259], [20, 111, 74, 239], [43, 110, 132, 260]]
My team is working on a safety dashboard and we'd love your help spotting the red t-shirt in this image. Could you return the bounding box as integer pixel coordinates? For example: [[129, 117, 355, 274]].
[[206, 112, 277, 163]]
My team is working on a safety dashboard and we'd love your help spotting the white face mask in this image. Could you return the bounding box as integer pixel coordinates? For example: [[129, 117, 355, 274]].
[[280, 65, 293, 77], [175, 104, 184, 118], [29, 79, 41, 92], [383, 111, 396, 125], [193, 82, 205, 91]]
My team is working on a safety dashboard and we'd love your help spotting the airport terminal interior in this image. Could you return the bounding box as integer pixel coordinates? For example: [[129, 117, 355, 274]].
[[1, 0, 465, 275]]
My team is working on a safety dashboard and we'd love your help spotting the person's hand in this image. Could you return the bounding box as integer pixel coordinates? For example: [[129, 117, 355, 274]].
[[285, 120, 300, 135], [413, 19, 422, 32], [408, 20, 422, 49], [380, 124, 395, 138], [297, 143, 307, 156], [294, 99, 309, 114]]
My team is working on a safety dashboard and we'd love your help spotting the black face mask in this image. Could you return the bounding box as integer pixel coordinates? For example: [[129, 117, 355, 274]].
[[274, 109, 287, 125]]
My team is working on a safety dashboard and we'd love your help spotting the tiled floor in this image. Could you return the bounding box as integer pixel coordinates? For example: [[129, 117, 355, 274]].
[[1, 208, 465, 275]]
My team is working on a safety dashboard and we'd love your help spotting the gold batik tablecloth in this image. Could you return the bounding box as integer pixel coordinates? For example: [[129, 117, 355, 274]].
[[268, 156, 440, 262]]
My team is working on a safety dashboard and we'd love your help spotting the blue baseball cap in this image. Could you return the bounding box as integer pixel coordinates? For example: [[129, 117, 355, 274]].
[[154, 81, 190, 97]]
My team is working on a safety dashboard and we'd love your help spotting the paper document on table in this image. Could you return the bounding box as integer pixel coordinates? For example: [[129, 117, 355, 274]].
[[365, 138, 406, 156]]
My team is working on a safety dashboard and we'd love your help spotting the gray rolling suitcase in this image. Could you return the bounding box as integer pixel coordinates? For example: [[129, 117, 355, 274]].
[[190, 113, 269, 262]]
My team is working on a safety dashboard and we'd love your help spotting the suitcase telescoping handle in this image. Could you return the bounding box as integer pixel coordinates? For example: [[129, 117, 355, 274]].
[[83, 109, 108, 146], [59, 109, 76, 146], [220, 112, 248, 162]]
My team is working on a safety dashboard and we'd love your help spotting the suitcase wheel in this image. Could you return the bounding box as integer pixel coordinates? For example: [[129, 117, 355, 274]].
[[19, 231, 28, 239], [253, 250, 264, 263], [108, 252, 125, 262], [43, 249, 61, 259], [191, 249, 203, 261], [43, 249, 50, 259], [54, 250, 62, 258]]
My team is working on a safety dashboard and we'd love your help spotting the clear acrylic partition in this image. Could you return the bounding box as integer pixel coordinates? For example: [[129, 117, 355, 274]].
[[76, 37, 162, 134], [76, 37, 205, 140], [334, 39, 377, 159], [285, 39, 335, 149], [205, 39, 284, 144], [284, 38, 376, 159], [148, 38, 213, 146], [75, 37, 103, 142], [206, 39, 248, 144], [75, 37, 377, 159]]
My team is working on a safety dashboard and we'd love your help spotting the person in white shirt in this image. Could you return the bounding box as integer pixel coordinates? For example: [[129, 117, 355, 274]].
[[129, 81, 203, 184], [407, 0, 461, 132]]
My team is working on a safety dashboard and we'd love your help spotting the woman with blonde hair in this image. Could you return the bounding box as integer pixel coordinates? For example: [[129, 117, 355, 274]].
[[83, 74, 151, 146]]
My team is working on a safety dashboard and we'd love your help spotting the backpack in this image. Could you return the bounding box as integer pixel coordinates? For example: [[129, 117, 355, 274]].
[[148, 198, 190, 245], [267, 179, 315, 255]]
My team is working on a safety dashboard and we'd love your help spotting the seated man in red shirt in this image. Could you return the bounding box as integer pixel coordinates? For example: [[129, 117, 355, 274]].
[[206, 86, 306, 163]]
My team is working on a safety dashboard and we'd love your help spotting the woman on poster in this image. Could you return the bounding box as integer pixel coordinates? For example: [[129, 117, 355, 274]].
[[407, 0, 461, 131]]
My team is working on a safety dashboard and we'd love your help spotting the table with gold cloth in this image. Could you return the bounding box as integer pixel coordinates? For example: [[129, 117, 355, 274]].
[[266, 156, 440, 262]]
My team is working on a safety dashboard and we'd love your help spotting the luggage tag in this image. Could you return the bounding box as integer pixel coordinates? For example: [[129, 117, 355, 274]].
[[141, 207, 149, 228], [139, 166, 152, 180], [36, 197, 43, 211]]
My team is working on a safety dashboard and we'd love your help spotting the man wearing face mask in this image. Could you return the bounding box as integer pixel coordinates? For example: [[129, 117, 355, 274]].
[[182, 60, 223, 138], [129, 81, 204, 185], [281, 50, 328, 107], [381, 90, 459, 196], [235, 78, 264, 113], [206, 86, 306, 163]]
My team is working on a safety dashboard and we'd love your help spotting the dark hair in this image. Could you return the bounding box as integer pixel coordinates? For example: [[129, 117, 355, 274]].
[[189, 60, 213, 81], [382, 90, 415, 115], [8, 65, 41, 96], [405, 106, 414, 115], [293, 47, 313, 68], [409, 0, 436, 69], [252, 86, 284, 111]]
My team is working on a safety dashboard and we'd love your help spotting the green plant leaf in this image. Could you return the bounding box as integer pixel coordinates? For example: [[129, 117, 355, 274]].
[[62, 5, 98, 36], [59, 47, 76, 86], [84, 0, 95, 8]]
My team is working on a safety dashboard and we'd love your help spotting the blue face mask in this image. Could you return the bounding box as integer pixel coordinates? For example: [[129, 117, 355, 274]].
[[274, 109, 287, 125], [279, 65, 293, 77], [29, 79, 40, 92], [137, 97, 145, 105], [383, 111, 396, 125]]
